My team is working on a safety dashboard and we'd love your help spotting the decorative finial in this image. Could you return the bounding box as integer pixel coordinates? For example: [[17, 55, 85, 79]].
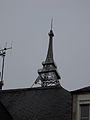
[[49, 18, 54, 37]]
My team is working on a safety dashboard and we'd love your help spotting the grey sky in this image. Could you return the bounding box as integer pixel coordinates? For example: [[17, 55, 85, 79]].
[[0, 0, 90, 90]]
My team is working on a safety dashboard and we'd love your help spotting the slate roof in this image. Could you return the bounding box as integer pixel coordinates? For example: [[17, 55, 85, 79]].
[[0, 86, 72, 120], [0, 100, 12, 120], [71, 86, 90, 94]]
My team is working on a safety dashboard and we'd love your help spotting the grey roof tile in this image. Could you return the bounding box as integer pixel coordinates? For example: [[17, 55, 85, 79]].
[[0, 86, 72, 120]]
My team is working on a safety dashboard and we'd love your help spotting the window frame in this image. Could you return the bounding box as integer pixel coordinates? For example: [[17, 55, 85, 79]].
[[80, 104, 90, 120], [76, 94, 90, 120]]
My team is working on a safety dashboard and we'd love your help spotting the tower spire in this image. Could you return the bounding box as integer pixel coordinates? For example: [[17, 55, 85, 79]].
[[45, 18, 54, 64], [32, 22, 61, 88]]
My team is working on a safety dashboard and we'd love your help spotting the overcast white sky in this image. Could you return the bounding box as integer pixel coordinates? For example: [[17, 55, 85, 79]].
[[0, 0, 90, 91]]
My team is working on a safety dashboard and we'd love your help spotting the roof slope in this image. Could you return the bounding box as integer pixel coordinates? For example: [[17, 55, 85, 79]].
[[71, 86, 90, 94], [0, 100, 12, 120], [0, 86, 72, 120]]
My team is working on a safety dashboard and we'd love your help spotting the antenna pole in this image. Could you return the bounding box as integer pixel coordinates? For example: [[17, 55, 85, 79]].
[[51, 18, 53, 30], [0, 45, 12, 89], [1, 53, 5, 82]]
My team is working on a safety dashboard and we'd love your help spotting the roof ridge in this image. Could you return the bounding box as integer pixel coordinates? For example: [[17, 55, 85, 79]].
[[0, 86, 62, 93]]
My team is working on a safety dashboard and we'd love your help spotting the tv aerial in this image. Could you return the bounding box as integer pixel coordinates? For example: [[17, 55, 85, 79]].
[[0, 42, 12, 89]]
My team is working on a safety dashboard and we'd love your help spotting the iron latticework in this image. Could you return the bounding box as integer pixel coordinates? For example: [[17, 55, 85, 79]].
[[32, 23, 61, 87]]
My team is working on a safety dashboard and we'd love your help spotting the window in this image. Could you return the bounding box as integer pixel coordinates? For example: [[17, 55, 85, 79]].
[[80, 104, 90, 120]]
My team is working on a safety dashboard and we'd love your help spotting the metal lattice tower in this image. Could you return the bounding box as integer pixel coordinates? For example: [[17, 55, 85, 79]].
[[32, 21, 61, 87]]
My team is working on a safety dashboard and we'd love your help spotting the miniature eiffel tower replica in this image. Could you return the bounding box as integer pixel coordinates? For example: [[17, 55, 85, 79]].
[[32, 21, 61, 87]]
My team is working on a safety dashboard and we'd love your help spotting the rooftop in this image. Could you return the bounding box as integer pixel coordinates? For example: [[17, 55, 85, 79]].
[[0, 86, 72, 120], [71, 86, 90, 94]]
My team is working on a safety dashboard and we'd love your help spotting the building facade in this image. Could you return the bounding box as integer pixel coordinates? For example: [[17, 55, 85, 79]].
[[72, 86, 90, 120]]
